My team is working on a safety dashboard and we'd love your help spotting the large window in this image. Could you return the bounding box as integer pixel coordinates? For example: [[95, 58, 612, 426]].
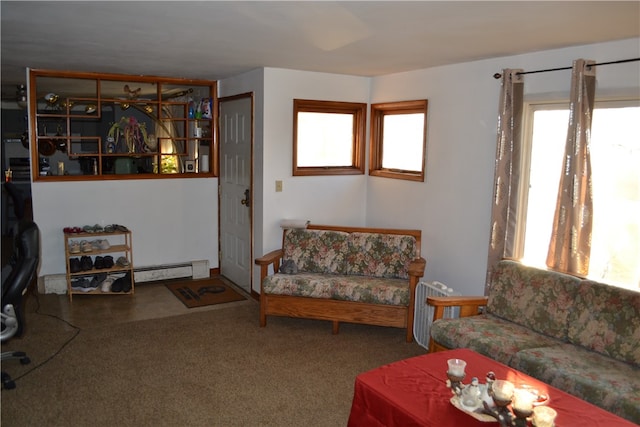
[[293, 99, 366, 176], [369, 99, 428, 182], [518, 99, 640, 290]]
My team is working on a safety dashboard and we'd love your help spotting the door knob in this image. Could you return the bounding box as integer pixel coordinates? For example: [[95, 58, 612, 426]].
[[241, 189, 251, 207]]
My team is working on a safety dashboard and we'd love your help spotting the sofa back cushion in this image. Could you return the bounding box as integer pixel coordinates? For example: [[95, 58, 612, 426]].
[[567, 280, 640, 366], [345, 232, 417, 279], [282, 229, 349, 274], [487, 260, 581, 341]]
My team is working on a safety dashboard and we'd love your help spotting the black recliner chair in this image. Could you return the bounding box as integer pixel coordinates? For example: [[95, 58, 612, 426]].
[[1, 220, 40, 389]]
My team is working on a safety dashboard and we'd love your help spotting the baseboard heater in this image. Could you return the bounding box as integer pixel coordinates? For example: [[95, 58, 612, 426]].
[[41, 260, 210, 294]]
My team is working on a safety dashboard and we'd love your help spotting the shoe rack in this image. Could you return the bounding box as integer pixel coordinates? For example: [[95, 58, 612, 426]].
[[64, 227, 134, 302]]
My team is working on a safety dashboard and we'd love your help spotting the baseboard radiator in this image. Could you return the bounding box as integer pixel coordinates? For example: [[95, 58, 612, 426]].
[[413, 281, 460, 350], [41, 260, 210, 294], [134, 260, 209, 283]]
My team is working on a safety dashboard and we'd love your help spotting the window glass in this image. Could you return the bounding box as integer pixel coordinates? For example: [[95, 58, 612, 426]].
[[370, 100, 427, 182], [297, 112, 353, 167], [293, 99, 366, 176], [521, 100, 640, 290]]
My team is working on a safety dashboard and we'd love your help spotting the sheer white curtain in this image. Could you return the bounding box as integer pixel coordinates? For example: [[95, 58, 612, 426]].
[[546, 59, 596, 276], [485, 69, 524, 293]]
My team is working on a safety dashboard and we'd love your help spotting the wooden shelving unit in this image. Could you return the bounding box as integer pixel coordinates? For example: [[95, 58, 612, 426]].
[[64, 228, 134, 301]]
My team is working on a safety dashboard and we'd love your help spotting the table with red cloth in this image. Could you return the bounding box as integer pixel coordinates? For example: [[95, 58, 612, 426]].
[[347, 348, 636, 427]]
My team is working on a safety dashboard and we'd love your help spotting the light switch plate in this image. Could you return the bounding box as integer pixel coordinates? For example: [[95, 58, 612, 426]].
[[275, 180, 283, 192]]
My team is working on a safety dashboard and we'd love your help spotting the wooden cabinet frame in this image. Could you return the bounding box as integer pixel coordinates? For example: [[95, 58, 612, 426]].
[[28, 69, 218, 181]]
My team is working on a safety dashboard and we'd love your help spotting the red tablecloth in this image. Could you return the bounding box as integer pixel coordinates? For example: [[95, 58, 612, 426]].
[[347, 348, 636, 427]]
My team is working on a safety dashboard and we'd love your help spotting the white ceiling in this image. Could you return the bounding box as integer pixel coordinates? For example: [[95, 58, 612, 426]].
[[1, 1, 639, 99]]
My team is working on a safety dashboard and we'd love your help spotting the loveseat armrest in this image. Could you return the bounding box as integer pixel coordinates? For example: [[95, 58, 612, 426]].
[[408, 257, 426, 278], [255, 249, 283, 283], [427, 295, 488, 321]]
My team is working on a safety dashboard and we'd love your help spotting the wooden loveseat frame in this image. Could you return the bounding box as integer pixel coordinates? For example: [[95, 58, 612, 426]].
[[255, 224, 426, 342]]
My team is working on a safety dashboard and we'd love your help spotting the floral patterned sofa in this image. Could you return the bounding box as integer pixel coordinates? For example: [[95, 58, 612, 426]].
[[427, 259, 640, 423], [255, 224, 426, 342]]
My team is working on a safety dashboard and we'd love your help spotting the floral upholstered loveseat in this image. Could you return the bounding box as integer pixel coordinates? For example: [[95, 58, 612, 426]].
[[427, 259, 640, 423], [255, 224, 426, 342]]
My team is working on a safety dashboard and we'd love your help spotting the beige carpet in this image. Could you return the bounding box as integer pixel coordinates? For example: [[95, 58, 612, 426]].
[[1, 295, 425, 427]]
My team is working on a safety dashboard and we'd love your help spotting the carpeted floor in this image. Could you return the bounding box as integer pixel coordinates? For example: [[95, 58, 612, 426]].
[[1, 292, 425, 426]]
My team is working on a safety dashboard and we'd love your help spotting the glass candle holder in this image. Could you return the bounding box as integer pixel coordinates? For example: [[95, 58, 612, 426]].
[[492, 380, 515, 403], [512, 387, 536, 419], [447, 359, 467, 377], [532, 406, 557, 427]]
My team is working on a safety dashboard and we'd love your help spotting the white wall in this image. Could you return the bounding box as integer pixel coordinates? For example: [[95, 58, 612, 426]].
[[368, 38, 640, 295], [32, 178, 218, 277]]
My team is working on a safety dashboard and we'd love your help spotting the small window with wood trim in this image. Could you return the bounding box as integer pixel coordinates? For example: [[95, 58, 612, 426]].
[[369, 99, 428, 182], [293, 99, 366, 176]]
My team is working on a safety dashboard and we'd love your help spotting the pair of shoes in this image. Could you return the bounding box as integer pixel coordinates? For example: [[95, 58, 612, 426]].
[[69, 257, 81, 273], [103, 255, 114, 269], [90, 239, 110, 251], [71, 277, 98, 292], [111, 272, 132, 293], [104, 225, 115, 233], [114, 224, 129, 232], [63, 226, 83, 234], [116, 256, 130, 267], [80, 255, 93, 271], [80, 240, 93, 252], [68, 241, 81, 254]]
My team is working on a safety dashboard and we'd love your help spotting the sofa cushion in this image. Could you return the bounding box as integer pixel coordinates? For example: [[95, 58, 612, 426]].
[[487, 260, 581, 341], [567, 280, 640, 366], [346, 232, 417, 279], [511, 344, 640, 424], [430, 313, 561, 366], [262, 273, 410, 305], [282, 229, 349, 274]]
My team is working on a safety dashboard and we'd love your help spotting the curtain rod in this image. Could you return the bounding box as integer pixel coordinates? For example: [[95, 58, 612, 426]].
[[492, 57, 640, 79]]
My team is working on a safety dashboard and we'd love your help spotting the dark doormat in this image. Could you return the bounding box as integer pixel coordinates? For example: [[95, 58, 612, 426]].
[[165, 278, 246, 308]]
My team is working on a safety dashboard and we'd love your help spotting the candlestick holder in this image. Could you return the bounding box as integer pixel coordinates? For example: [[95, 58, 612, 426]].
[[444, 361, 551, 426]]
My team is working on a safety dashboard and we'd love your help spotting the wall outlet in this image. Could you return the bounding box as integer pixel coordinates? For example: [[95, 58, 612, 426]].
[[275, 180, 283, 192]]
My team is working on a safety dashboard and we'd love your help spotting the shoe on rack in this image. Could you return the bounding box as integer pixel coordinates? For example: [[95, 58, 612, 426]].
[[83, 225, 95, 233], [90, 273, 107, 289], [80, 240, 93, 252], [80, 255, 93, 271], [68, 240, 81, 254], [103, 255, 114, 269], [71, 277, 98, 292], [69, 257, 81, 273], [120, 272, 133, 293], [98, 239, 110, 250], [111, 275, 124, 292], [93, 224, 104, 233], [101, 276, 116, 293], [104, 225, 115, 233], [94, 256, 104, 270], [116, 256, 130, 267], [114, 224, 129, 232]]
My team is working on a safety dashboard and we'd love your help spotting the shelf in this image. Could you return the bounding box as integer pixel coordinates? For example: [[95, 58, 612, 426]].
[[64, 227, 134, 302]]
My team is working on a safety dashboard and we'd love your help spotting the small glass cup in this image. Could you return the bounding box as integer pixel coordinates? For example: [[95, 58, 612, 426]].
[[532, 406, 557, 427], [447, 359, 467, 377], [492, 380, 515, 404]]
